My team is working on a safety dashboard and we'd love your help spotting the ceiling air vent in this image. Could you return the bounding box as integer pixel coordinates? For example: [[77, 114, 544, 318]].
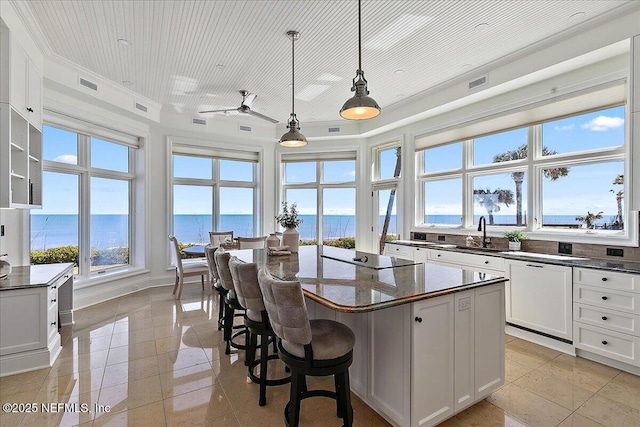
[[135, 103, 148, 113], [468, 75, 487, 90], [239, 125, 252, 132], [328, 127, 340, 133], [79, 78, 98, 91], [192, 118, 207, 126]]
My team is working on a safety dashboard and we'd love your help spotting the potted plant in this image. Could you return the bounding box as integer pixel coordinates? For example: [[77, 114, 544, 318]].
[[276, 201, 303, 253], [504, 231, 526, 251]]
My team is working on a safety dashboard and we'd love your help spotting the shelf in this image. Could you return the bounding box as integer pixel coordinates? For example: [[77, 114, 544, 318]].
[[10, 142, 24, 152]]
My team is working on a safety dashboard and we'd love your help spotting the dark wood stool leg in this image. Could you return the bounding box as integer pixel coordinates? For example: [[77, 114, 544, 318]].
[[245, 331, 257, 367], [224, 303, 234, 354], [341, 370, 353, 427], [258, 333, 269, 406], [217, 292, 225, 330], [334, 373, 344, 418], [287, 372, 304, 427]]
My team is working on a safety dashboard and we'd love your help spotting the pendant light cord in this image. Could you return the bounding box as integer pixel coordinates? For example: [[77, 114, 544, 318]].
[[291, 33, 296, 118], [358, 0, 362, 72]]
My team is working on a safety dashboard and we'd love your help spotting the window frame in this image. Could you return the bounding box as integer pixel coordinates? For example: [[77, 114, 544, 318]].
[[280, 153, 357, 245], [35, 124, 138, 280], [416, 104, 636, 246], [167, 142, 263, 246]]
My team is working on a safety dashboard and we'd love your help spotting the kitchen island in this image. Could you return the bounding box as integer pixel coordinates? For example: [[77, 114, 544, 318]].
[[0, 263, 74, 376], [231, 245, 507, 427]]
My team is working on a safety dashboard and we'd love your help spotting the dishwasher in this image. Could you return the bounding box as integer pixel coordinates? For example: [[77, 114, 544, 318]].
[[504, 259, 573, 342]]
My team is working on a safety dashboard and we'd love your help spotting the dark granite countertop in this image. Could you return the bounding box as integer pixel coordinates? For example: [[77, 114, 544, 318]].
[[387, 241, 640, 274], [0, 263, 74, 291], [230, 245, 506, 313]]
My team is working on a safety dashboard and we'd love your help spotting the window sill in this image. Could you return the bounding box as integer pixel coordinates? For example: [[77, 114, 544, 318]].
[[74, 266, 149, 289]]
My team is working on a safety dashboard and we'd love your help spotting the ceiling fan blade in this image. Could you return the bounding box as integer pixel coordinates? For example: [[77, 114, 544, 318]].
[[198, 108, 237, 114], [242, 93, 257, 107], [245, 109, 279, 123]]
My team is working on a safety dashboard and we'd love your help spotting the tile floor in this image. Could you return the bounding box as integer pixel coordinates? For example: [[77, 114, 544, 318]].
[[1, 284, 639, 427]]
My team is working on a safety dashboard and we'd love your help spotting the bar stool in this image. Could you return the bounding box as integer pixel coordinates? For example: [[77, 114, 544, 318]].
[[228, 256, 290, 406], [214, 249, 247, 354], [257, 268, 355, 427], [204, 245, 226, 331]]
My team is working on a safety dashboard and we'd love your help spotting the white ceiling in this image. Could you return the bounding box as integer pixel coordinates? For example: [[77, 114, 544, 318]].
[[15, 0, 636, 124]]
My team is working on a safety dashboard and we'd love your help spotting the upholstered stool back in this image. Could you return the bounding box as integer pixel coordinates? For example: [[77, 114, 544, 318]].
[[257, 268, 312, 351], [214, 250, 235, 294], [228, 257, 265, 322], [204, 245, 220, 285]]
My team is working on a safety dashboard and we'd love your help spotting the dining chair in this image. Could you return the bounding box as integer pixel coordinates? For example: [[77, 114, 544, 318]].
[[214, 249, 247, 354], [237, 236, 267, 249], [168, 235, 209, 299], [209, 231, 234, 248]]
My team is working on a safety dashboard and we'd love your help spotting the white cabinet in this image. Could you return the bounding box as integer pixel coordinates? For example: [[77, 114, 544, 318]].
[[573, 268, 640, 369], [504, 260, 572, 341], [0, 23, 43, 208], [0, 265, 72, 376], [411, 283, 505, 427], [427, 249, 504, 273], [384, 243, 414, 261], [412, 294, 454, 426]]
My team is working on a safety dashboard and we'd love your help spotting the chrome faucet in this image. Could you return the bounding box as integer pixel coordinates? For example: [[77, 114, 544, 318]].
[[477, 216, 490, 248]]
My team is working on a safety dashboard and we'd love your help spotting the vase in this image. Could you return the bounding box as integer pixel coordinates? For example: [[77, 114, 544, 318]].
[[266, 233, 280, 249], [508, 241, 521, 251], [282, 228, 299, 253]]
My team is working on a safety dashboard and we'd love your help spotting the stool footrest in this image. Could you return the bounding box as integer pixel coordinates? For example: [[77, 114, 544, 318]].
[[248, 355, 291, 386]]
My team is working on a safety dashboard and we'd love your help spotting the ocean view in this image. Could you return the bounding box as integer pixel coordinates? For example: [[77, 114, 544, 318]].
[[30, 213, 611, 250]]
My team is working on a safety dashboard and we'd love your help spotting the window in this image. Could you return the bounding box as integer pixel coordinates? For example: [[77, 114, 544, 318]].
[[417, 103, 629, 242], [372, 142, 402, 252], [31, 125, 138, 277], [281, 155, 356, 246], [171, 148, 258, 245]]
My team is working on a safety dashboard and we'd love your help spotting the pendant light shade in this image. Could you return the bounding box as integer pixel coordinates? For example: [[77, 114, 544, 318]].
[[280, 31, 307, 147], [340, 0, 380, 120]]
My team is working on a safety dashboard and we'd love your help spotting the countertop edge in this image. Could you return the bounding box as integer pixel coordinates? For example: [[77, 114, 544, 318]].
[[303, 277, 507, 313], [387, 241, 640, 274]]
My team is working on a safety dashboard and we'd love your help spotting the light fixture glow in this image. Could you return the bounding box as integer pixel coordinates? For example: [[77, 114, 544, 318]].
[[279, 31, 307, 147], [340, 0, 380, 120]]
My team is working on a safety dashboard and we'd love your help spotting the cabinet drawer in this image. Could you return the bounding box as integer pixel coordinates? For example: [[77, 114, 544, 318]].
[[574, 322, 640, 367], [385, 244, 413, 261], [574, 268, 639, 293], [428, 250, 504, 272], [574, 303, 640, 337], [574, 284, 639, 315]]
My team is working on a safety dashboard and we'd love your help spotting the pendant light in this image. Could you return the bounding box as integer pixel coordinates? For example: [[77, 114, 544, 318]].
[[279, 31, 307, 147], [340, 0, 380, 120]]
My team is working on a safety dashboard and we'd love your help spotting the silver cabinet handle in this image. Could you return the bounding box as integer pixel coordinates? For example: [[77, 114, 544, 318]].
[[525, 264, 544, 268]]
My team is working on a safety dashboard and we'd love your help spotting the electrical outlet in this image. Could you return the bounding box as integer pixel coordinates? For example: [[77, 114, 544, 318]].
[[458, 297, 471, 310], [437, 235, 446, 241], [606, 248, 624, 257], [558, 242, 572, 254]]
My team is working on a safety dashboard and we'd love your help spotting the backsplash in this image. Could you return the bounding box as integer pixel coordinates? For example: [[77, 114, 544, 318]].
[[411, 232, 640, 263]]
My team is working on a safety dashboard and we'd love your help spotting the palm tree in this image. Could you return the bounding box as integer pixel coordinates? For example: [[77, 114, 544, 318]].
[[492, 144, 569, 226], [473, 188, 514, 225], [576, 211, 603, 229], [610, 174, 623, 228]]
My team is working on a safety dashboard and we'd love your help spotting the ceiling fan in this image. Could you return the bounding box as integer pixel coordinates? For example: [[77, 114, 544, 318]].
[[199, 90, 278, 123]]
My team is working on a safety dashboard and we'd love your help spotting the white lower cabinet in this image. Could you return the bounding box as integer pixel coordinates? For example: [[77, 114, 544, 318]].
[[384, 243, 414, 261], [573, 268, 640, 370], [412, 294, 455, 426], [505, 260, 572, 341]]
